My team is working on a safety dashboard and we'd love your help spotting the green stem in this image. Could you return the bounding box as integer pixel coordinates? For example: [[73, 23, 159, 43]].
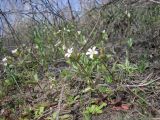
[[74, 59, 94, 88], [11, 74, 23, 94], [7, 67, 23, 94], [102, 58, 114, 80]]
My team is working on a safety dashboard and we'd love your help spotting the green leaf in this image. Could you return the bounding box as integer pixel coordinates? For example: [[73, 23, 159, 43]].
[[52, 111, 58, 119], [99, 102, 107, 109], [104, 75, 113, 83], [127, 38, 133, 48], [82, 86, 92, 93], [60, 114, 72, 119], [34, 73, 39, 82], [39, 106, 44, 114], [96, 109, 102, 114]]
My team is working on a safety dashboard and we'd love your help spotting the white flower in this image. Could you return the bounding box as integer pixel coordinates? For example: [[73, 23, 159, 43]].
[[11, 48, 18, 54], [67, 29, 70, 32], [50, 85, 53, 89], [35, 45, 39, 49], [102, 30, 105, 33], [65, 48, 73, 58], [2, 57, 7, 62], [86, 46, 98, 59], [57, 30, 61, 33], [2, 57, 7, 66], [125, 11, 130, 18], [127, 13, 131, 18], [28, 48, 31, 52], [22, 44, 26, 47], [62, 45, 66, 50], [4, 62, 7, 66], [77, 31, 81, 35], [83, 39, 87, 44], [63, 27, 70, 32]]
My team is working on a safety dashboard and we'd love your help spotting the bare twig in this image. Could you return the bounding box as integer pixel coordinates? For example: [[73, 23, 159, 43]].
[[0, 9, 20, 45], [67, 0, 75, 21], [80, 11, 101, 51], [149, 0, 160, 4], [123, 77, 160, 88], [97, 76, 160, 88], [152, 118, 160, 120]]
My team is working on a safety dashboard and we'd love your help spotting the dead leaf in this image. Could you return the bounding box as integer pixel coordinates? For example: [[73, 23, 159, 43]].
[[112, 104, 130, 111], [121, 104, 129, 110]]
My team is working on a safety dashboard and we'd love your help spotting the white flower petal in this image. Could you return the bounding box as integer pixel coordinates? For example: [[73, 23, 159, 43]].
[[11, 48, 18, 54], [68, 48, 73, 53], [77, 31, 81, 35], [65, 48, 73, 58], [35, 45, 39, 49], [4, 62, 7, 66], [90, 54, 93, 59], [102, 30, 105, 33], [65, 53, 70, 57], [86, 51, 90, 55], [62, 45, 66, 50], [94, 51, 98, 54], [92, 46, 96, 50], [67, 49, 70, 53], [2, 57, 7, 62], [88, 48, 92, 52], [67, 29, 70, 32]]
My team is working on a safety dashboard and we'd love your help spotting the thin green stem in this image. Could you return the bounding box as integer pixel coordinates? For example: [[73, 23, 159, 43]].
[[101, 59, 114, 80], [11, 74, 23, 94], [7, 67, 23, 94]]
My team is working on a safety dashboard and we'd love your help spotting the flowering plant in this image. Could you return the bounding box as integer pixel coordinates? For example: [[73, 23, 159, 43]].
[[62, 45, 113, 89]]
